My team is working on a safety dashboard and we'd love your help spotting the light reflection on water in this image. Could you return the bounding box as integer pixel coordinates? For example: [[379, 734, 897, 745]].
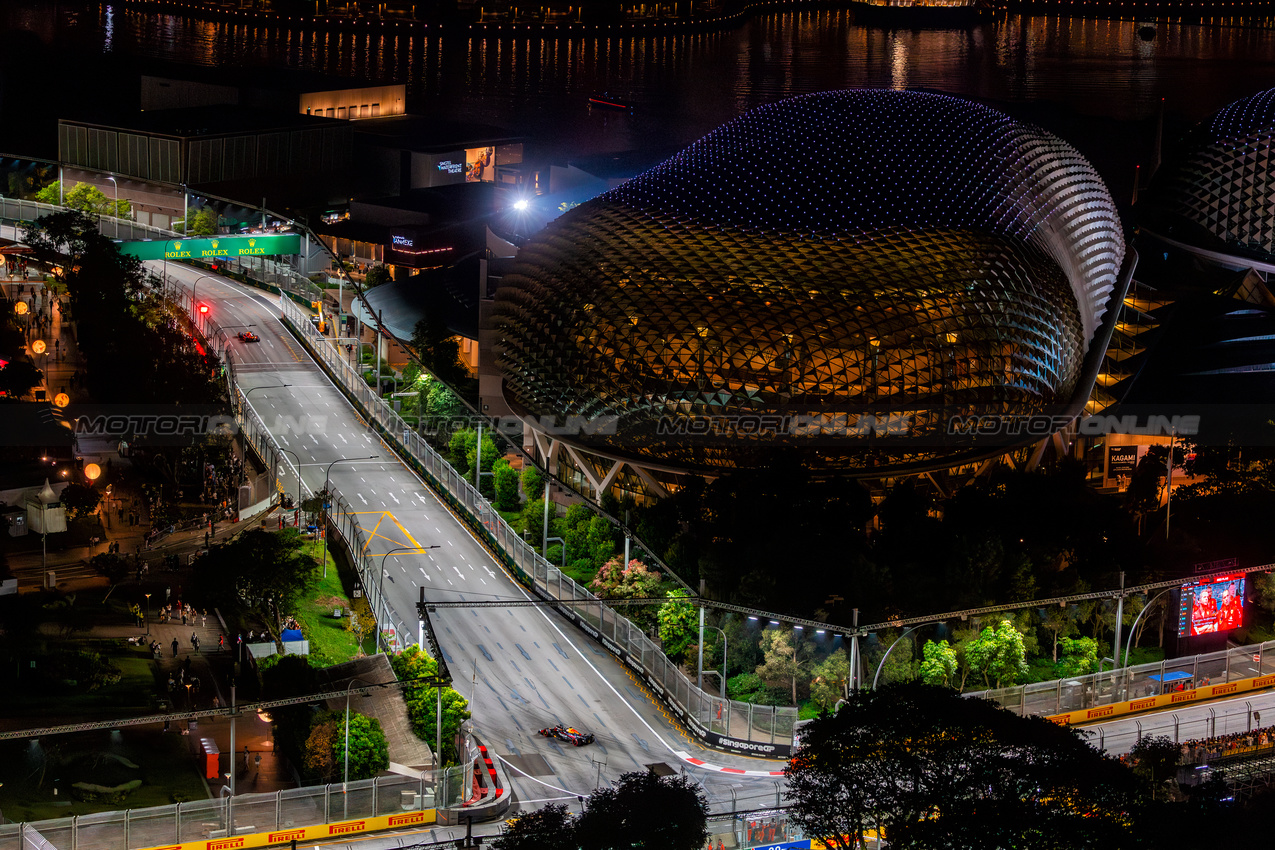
[[18, 4, 1275, 159]]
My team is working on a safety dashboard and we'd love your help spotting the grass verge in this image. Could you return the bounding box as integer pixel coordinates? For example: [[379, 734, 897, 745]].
[[290, 540, 374, 665]]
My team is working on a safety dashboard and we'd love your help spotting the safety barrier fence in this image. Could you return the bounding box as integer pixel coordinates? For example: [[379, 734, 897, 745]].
[[969, 639, 1275, 724], [0, 775, 450, 850], [1089, 695, 1275, 757], [274, 294, 797, 757]]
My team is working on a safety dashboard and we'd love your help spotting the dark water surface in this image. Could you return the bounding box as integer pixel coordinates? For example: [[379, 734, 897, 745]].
[[7, 3, 1275, 166]]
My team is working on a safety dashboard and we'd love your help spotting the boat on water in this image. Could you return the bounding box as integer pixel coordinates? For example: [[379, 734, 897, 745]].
[[588, 94, 634, 111], [850, 0, 989, 26]]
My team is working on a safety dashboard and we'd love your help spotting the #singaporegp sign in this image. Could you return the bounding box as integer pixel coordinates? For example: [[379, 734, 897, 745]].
[[118, 234, 302, 261]]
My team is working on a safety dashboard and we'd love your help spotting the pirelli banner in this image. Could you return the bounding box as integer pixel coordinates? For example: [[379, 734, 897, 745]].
[[137, 810, 437, 850], [118, 234, 302, 261], [1049, 673, 1275, 727]]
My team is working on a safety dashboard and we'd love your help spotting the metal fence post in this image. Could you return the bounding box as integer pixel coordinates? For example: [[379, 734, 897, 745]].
[[71, 815, 78, 850], [275, 791, 281, 830], [372, 777, 378, 817], [124, 811, 129, 850], [324, 785, 331, 824], [175, 802, 181, 842]]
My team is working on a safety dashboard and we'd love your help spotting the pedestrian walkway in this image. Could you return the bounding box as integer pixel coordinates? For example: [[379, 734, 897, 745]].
[[7, 276, 82, 404], [103, 596, 295, 794]]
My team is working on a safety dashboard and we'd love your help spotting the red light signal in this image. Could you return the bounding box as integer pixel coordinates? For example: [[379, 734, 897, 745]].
[[198, 303, 210, 315]]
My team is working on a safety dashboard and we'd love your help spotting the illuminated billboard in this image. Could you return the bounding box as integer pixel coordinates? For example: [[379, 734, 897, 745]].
[[1178, 573, 1245, 638], [466, 146, 495, 182]]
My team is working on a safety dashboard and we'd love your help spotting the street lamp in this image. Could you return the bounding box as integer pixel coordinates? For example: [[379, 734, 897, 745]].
[[342, 677, 374, 815], [189, 273, 219, 318], [241, 382, 288, 419], [378, 545, 439, 653], [696, 625, 728, 700], [145, 592, 152, 636], [321, 456, 379, 578], [872, 624, 927, 690], [105, 176, 119, 239], [276, 447, 303, 523]]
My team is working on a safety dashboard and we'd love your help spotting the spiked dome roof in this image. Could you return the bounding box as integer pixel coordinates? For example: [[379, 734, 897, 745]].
[[492, 90, 1126, 473]]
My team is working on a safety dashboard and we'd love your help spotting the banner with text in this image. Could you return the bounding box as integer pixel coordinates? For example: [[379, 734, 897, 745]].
[[118, 234, 301, 261], [135, 809, 436, 850], [1049, 673, 1275, 726]]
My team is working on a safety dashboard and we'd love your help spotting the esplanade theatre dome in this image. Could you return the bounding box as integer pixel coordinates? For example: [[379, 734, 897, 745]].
[[492, 89, 1126, 474], [1143, 88, 1275, 262]]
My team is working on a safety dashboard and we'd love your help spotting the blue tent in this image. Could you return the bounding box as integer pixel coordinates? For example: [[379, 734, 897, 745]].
[[281, 628, 304, 643], [1148, 672, 1193, 682]]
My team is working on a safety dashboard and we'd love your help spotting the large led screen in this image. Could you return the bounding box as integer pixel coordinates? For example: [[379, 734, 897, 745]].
[[466, 146, 495, 182], [1178, 574, 1245, 637]]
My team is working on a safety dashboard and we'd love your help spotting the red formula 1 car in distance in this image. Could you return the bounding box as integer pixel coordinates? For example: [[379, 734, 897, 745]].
[[538, 724, 595, 746], [237, 331, 260, 343]]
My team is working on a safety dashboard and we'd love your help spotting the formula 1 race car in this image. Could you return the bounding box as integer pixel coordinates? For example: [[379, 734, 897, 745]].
[[538, 724, 595, 746], [237, 331, 260, 342]]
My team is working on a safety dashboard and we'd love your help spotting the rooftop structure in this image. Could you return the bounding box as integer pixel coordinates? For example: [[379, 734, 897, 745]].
[[489, 89, 1130, 495]]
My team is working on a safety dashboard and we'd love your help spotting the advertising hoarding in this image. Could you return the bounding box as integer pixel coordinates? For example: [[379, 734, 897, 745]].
[[1178, 573, 1245, 638], [1107, 445, 1139, 479], [118, 234, 301, 261], [465, 146, 495, 182]]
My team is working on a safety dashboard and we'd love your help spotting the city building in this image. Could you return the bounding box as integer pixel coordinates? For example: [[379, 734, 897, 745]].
[[1091, 86, 1275, 493], [485, 89, 1133, 501], [58, 106, 355, 229]]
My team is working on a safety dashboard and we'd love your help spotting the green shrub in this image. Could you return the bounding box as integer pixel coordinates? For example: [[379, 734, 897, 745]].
[[727, 672, 765, 700], [43, 649, 122, 690]]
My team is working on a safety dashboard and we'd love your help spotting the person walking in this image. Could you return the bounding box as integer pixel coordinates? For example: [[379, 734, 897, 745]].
[[171, 637, 179, 658], [191, 632, 199, 652], [219, 634, 225, 651]]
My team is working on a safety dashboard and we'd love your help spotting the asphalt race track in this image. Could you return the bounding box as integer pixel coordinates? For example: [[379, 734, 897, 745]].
[[165, 264, 789, 816]]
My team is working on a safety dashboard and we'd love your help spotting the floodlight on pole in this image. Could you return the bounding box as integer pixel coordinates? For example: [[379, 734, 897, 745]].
[[105, 176, 119, 238]]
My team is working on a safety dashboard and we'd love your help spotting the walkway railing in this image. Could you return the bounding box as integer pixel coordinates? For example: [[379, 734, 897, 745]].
[[275, 293, 797, 757], [969, 639, 1275, 719], [0, 773, 449, 850], [0, 198, 175, 244]]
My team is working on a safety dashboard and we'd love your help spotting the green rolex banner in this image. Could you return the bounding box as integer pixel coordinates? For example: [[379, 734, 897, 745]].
[[117, 234, 301, 261]]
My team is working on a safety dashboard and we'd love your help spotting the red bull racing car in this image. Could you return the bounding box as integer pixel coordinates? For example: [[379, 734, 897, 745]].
[[538, 724, 595, 746]]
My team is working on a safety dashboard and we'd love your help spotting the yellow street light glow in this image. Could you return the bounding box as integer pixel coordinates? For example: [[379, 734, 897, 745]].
[[14, 301, 27, 315], [84, 464, 101, 481], [54, 393, 70, 408], [31, 340, 46, 355]]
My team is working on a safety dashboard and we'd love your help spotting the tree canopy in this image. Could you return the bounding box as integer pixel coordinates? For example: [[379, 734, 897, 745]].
[[574, 771, 708, 850], [785, 682, 1140, 849], [331, 711, 390, 780], [390, 645, 471, 767], [36, 181, 132, 219], [22, 211, 223, 404], [192, 527, 316, 614]]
